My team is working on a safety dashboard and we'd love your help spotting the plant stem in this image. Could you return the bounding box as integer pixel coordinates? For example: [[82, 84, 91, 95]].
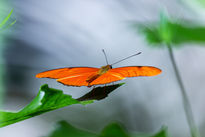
[[0, 37, 5, 110], [167, 44, 200, 137]]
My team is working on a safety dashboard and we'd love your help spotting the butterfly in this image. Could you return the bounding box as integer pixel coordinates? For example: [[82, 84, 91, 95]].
[[36, 50, 161, 87]]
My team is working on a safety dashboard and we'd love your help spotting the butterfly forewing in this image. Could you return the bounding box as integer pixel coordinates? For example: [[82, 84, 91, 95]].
[[109, 66, 161, 77], [57, 72, 98, 87], [36, 67, 99, 79], [89, 66, 161, 86]]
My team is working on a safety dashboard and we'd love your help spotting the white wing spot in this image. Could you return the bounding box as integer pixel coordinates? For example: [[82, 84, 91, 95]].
[[57, 74, 83, 80], [111, 73, 124, 79]]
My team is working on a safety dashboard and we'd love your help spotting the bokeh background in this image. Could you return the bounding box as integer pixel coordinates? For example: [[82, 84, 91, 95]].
[[1, 0, 205, 137]]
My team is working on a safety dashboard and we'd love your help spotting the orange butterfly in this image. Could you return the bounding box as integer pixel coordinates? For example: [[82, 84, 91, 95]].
[[36, 50, 161, 87]]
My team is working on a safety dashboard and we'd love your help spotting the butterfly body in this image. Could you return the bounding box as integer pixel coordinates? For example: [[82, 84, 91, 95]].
[[36, 64, 161, 87], [86, 65, 112, 86]]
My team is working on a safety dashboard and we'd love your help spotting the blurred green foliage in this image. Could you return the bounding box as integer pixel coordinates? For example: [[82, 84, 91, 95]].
[[100, 123, 130, 137], [46, 121, 168, 137], [0, 9, 16, 30], [0, 8, 16, 122], [0, 83, 123, 127], [48, 121, 97, 137], [198, 0, 205, 6], [135, 13, 205, 47], [135, 12, 201, 137]]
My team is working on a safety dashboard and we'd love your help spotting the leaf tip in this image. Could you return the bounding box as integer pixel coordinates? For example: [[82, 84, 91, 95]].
[[40, 84, 49, 90]]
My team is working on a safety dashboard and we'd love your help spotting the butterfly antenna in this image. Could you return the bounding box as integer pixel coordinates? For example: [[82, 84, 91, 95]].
[[111, 52, 141, 66], [102, 49, 109, 65]]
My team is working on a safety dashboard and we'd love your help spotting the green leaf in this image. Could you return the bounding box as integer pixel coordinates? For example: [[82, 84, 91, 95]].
[[46, 121, 169, 137], [77, 83, 125, 101], [0, 83, 123, 127], [0, 84, 93, 127], [135, 12, 205, 47], [0, 9, 16, 29]]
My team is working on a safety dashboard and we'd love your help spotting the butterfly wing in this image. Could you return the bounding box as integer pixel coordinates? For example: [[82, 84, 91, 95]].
[[109, 66, 161, 77], [89, 71, 125, 86], [36, 67, 100, 87], [89, 66, 161, 86], [36, 67, 99, 79], [57, 72, 98, 87], [36, 66, 161, 87]]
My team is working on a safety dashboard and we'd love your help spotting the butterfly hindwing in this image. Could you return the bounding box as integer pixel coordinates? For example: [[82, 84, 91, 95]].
[[89, 71, 125, 86]]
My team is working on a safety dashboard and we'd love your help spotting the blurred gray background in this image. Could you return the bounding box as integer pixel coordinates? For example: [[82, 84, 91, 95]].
[[1, 0, 205, 137]]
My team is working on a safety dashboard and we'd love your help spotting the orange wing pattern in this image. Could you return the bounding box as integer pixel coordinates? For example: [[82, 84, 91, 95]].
[[57, 72, 98, 87], [36, 66, 161, 87], [109, 66, 161, 77], [89, 71, 125, 86], [88, 66, 161, 86], [36, 67, 99, 79]]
